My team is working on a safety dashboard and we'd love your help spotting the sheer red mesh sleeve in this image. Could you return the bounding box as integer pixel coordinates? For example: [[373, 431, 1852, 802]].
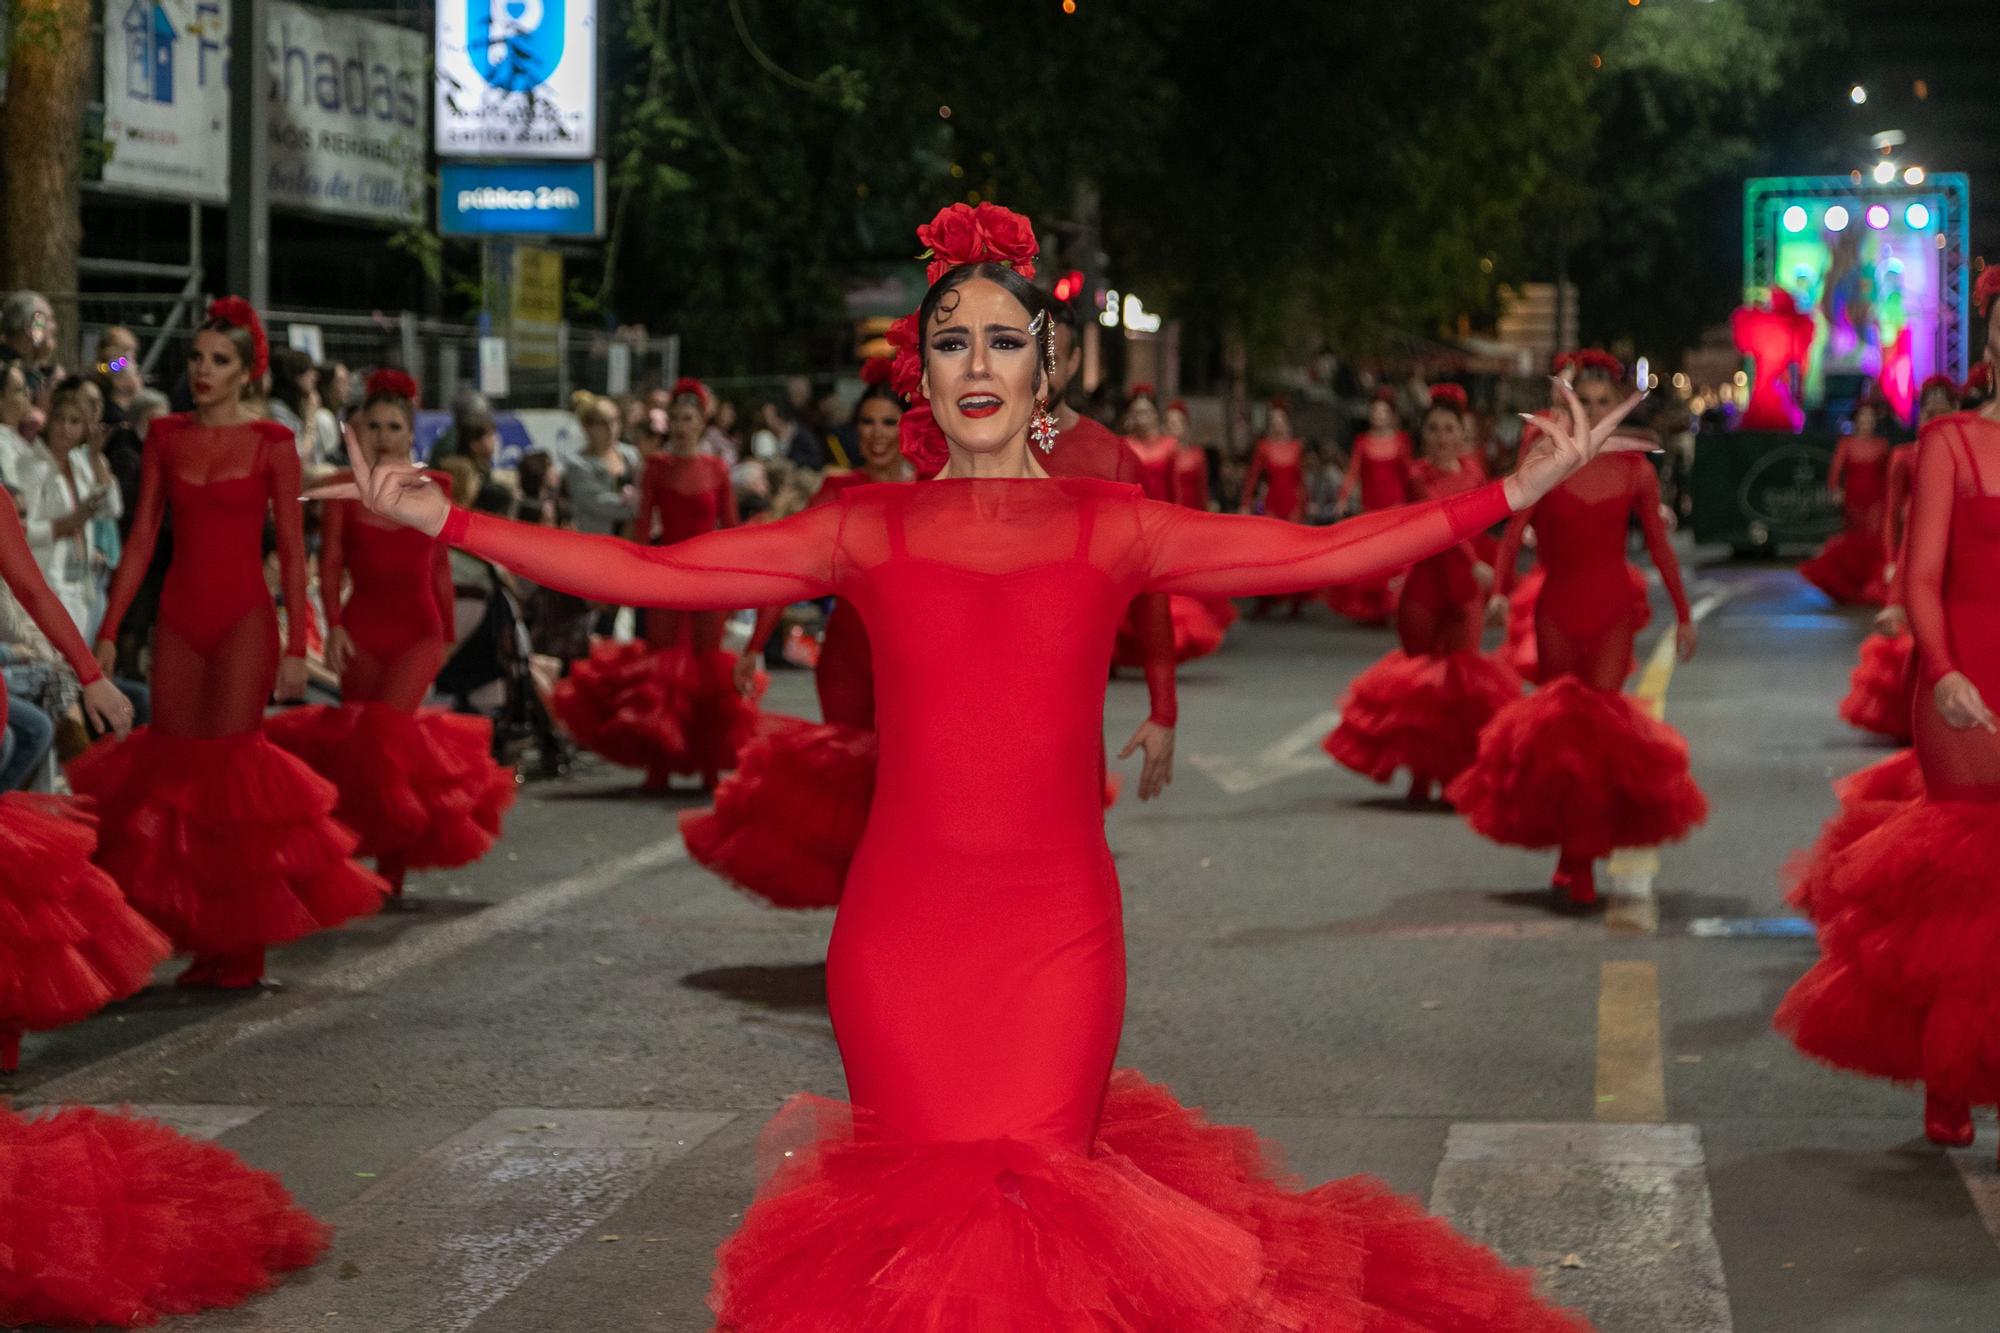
[[1906, 428, 1958, 686], [1630, 464, 1692, 624], [719, 461, 741, 529], [267, 435, 310, 655], [0, 488, 103, 684], [441, 502, 842, 610], [318, 499, 347, 631], [1142, 482, 1511, 598], [1099, 439, 1177, 723], [632, 463, 658, 543], [93, 419, 170, 648], [429, 473, 456, 640], [1244, 443, 1270, 513], [1487, 510, 1530, 600]]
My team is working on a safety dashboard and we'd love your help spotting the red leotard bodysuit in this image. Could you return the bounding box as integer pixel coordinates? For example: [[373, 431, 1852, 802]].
[[426, 479, 1590, 1333], [1908, 414, 2000, 799], [1123, 435, 1179, 504], [320, 474, 456, 710], [1337, 431, 1414, 512], [1397, 459, 1488, 655], [1242, 438, 1306, 521], [1833, 434, 1891, 537], [635, 450, 739, 652], [1491, 454, 1691, 690], [1172, 445, 1210, 511], [95, 414, 307, 737]]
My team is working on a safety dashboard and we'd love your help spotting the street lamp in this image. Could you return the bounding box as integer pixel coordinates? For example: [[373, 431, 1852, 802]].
[[1849, 84, 1867, 105]]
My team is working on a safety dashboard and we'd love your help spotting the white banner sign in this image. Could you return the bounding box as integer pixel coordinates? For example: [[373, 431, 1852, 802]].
[[435, 0, 597, 159], [100, 0, 427, 222]]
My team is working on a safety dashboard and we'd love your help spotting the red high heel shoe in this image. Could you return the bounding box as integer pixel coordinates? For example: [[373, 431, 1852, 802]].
[[1552, 854, 1598, 910], [1925, 1090, 1975, 1148]]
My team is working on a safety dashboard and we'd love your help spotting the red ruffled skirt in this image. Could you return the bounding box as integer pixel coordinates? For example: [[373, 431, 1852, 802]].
[[66, 729, 388, 956], [0, 1104, 327, 1327], [1799, 530, 1887, 606], [680, 719, 877, 910], [1838, 631, 1915, 741], [708, 1071, 1586, 1332], [266, 703, 516, 870], [1784, 751, 1925, 920], [1776, 799, 2000, 1101], [1324, 650, 1523, 788], [1114, 597, 1225, 668], [1447, 677, 1708, 859], [1322, 575, 1396, 627], [0, 795, 169, 1052], [553, 640, 762, 787]]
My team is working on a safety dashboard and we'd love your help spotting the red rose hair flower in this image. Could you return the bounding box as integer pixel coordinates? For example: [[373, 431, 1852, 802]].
[[1429, 383, 1469, 413], [1964, 361, 1992, 397], [898, 399, 949, 477], [205, 295, 269, 379], [886, 315, 924, 399], [1553, 348, 1626, 382], [364, 368, 421, 404], [1127, 383, 1158, 405], [859, 357, 894, 388], [917, 202, 1039, 285], [669, 377, 714, 416], [1976, 264, 2000, 318], [1919, 373, 1959, 401]]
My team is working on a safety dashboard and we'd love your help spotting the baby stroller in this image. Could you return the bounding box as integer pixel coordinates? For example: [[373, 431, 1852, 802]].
[[437, 551, 571, 778]]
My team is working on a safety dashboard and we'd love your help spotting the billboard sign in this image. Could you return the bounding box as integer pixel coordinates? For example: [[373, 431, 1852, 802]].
[[439, 160, 603, 237], [436, 0, 598, 158]]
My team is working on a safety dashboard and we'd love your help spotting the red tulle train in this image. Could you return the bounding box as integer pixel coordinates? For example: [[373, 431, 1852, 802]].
[[1447, 677, 1708, 858], [1838, 631, 1914, 741], [708, 1071, 1586, 1332], [1324, 650, 1523, 788], [1777, 799, 2000, 1101], [266, 703, 516, 869], [0, 795, 170, 1056], [553, 640, 762, 787], [1799, 531, 1887, 606], [1114, 596, 1224, 668], [680, 718, 877, 910], [66, 729, 388, 955], [1784, 751, 1925, 921], [0, 1104, 327, 1327]]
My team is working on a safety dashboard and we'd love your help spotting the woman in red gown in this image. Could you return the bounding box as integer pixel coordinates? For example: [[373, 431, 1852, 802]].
[[1800, 399, 1893, 605], [75, 299, 386, 990], [1240, 401, 1306, 521], [1449, 356, 1705, 908], [1120, 385, 1179, 502], [1328, 391, 1414, 624], [1776, 305, 2000, 1151], [1115, 389, 1225, 662], [1165, 399, 1212, 512], [1840, 376, 1961, 740], [682, 374, 912, 909], [1326, 389, 1521, 803], [320, 203, 1647, 1331], [265, 371, 515, 904], [553, 379, 758, 790], [0, 488, 160, 1073]]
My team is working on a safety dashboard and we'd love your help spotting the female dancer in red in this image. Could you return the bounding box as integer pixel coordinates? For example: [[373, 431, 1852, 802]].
[[74, 299, 385, 989], [1326, 387, 1521, 803], [1840, 375, 1961, 740], [1800, 399, 1892, 605], [1120, 385, 1179, 501], [0, 487, 160, 1074], [1328, 391, 1414, 624], [1166, 399, 1212, 510], [320, 202, 1645, 1330], [1449, 354, 1705, 908], [265, 370, 515, 904], [553, 378, 758, 790], [683, 373, 911, 909], [1778, 284, 2000, 1151], [1239, 401, 1306, 520]]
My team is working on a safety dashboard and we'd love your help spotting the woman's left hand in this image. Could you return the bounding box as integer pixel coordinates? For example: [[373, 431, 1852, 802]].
[[1503, 379, 1649, 512], [275, 655, 309, 703]]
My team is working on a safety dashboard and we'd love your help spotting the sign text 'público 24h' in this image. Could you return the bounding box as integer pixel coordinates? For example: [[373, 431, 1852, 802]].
[[436, 0, 597, 159], [439, 160, 603, 238]]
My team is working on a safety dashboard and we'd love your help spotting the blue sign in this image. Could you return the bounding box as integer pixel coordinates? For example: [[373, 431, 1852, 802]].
[[470, 0, 566, 92], [439, 160, 602, 237]]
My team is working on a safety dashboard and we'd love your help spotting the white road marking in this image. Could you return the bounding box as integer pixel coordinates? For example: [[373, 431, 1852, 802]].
[[28, 838, 689, 1107], [80, 1103, 267, 1139], [1189, 709, 1340, 794]]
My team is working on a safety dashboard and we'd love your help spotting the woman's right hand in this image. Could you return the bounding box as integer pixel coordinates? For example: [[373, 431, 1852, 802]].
[[732, 651, 761, 699], [326, 626, 354, 676], [1502, 378, 1649, 512], [80, 676, 134, 740], [1934, 672, 1998, 733], [1873, 604, 1907, 636], [307, 430, 450, 535]]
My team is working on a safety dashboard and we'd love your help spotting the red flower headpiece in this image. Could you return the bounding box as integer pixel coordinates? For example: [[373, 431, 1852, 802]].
[[205, 296, 268, 379], [1553, 348, 1626, 382], [1372, 386, 1399, 405], [886, 315, 923, 400], [1964, 361, 1992, 398], [1168, 399, 1189, 415], [364, 368, 420, 404], [1267, 394, 1291, 413], [1127, 383, 1159, 406], [1429, 383, 1469, 413], [1919, 373, 1959, 401], [859, 356, 894, 388], [1976, 265, 2000, 318], [669, 377, 713, 416], [917, 202, 1039, 286]]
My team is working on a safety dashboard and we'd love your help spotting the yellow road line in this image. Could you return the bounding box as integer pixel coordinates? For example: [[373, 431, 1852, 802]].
[[1596, 960, 1666, 1122]]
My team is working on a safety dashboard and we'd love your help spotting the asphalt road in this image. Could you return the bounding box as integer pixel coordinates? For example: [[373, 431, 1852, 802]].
[[13, 547, 2000, 1332]]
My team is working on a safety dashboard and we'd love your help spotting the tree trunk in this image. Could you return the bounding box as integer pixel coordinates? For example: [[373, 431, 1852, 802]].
[[1, 0, 92, 359]]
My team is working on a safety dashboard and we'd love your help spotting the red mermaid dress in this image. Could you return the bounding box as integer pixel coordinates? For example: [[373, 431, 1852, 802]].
[[73, 414, 386, 989], [1839, 442, 1920, 739], [0, 489, 169, 1073], [438, 478, 1585, 1332], [1800, 434, 1891, 605], [265, 474, 515, 897], [1447, 454, 1706, 904], [0, 1103, 327, 1326], [1777, 413, 2000, 1114], [1327, 430, 1413, 624], [1325, 458, 1521, 799], [553, 450, 759, 789]]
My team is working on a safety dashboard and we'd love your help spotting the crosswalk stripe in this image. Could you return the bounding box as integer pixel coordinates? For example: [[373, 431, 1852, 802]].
[[1596, 961, 1666, 1123], [82, 1103, 267, 1139]]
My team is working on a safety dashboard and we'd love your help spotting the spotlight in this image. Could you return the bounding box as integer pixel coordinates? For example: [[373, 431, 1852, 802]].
[[1824, 205, 1850, 231], [1872, 160, 1896, 185], [1866, 204, 1890, 230], [1782, 205, 1809, 233], [1906, 203, 1931, 229], [1849, 84, 1867, 104], [1903, 166, 1925, 185]]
